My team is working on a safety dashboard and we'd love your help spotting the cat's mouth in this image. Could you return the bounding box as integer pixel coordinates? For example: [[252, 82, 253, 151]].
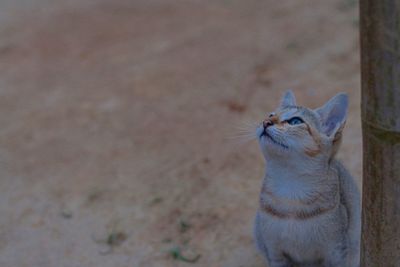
[[259, 129, 288, 149]]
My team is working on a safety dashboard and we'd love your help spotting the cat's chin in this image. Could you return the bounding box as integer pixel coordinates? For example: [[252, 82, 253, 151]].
[[259, 139, 289, 161], [259, 133, 288, 150]]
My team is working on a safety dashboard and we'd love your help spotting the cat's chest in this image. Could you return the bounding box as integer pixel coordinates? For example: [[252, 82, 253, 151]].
[[262, 210, 333, 234], [264, 174, 320, 199], [261, 172, 339, 209], [258, 209, 342, 257]]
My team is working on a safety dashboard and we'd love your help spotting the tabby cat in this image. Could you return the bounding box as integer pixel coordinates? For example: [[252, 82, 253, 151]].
[[253, 91, 360, 267]]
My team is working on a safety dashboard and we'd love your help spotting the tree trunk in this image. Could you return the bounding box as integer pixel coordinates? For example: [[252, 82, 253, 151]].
[[360, 0, 400, 266]]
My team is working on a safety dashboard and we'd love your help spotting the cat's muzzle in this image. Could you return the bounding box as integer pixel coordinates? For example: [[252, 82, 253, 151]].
[[260, 120, 273, 138]]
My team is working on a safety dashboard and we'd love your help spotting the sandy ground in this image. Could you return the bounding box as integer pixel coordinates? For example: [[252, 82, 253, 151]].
[[0, 0, 361, 266]]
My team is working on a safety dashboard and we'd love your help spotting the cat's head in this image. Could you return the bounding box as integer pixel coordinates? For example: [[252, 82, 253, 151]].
[[256, 90, 348, 161]]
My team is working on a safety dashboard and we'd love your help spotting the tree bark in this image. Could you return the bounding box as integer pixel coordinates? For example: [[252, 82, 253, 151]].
[[360, 0, 400, 266]]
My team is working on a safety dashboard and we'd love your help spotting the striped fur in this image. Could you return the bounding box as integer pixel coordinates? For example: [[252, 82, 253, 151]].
[[254, 91, 360, 267]]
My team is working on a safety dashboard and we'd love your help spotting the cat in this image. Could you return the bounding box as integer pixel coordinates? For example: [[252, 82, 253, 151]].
[[253, 91, 361, 267]]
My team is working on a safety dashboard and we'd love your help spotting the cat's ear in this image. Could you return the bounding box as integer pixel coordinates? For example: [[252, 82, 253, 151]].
[[279, 90, 296, 109], [315, 93, 348, 138]]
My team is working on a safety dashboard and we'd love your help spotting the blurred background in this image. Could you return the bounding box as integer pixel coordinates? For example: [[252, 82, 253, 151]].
[[0, 0, 361, 266]]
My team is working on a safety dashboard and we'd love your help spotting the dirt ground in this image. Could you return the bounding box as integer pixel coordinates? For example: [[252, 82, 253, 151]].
[[0, 1, 361, 266]]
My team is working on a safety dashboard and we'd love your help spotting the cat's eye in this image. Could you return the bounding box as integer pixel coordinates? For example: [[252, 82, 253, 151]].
[[286, 117, 304, 125]]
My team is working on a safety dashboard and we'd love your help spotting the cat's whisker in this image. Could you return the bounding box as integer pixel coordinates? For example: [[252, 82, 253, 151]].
[[227, 129, 257, 139], [229, 130, 256, 137], [227, 131, 258, 145], [225, 119, 261, 145], [229, 136, 256, 145], [227, 133, 256, 140], [231, 121, 259, 133], [232, 120, 260, 130]]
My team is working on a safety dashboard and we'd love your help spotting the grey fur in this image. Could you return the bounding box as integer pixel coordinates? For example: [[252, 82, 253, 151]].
[[254, 92, 361, 267]]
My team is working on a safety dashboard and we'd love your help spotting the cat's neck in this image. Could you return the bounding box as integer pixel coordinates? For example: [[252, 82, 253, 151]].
[[264, 155, 336, 200], [266, 153, 331, 177]]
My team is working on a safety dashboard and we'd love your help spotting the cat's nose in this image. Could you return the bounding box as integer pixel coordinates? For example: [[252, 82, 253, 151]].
[[263, 120, 273, 128]]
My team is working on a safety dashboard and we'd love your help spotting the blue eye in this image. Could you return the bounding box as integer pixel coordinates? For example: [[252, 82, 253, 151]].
[[287, 117, 304, 125]]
